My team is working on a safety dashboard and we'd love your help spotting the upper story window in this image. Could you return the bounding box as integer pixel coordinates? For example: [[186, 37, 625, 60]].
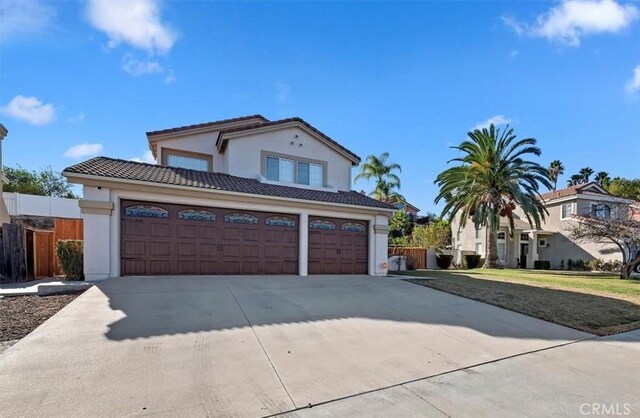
[[561, 202, 574, 220], [265, 155, 325, 187], [497, 231, 506, 240], [163, 148, 211, 171], [475, 226, 480, 240], [591, 203, 611, 219]]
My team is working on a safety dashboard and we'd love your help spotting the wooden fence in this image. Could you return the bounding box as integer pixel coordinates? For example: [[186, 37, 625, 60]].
[[388, 247, 428, 269], [0, 218, 83, 282]]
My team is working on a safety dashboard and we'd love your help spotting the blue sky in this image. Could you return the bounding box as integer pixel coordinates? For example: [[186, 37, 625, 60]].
[[1, 0, 639, 213]]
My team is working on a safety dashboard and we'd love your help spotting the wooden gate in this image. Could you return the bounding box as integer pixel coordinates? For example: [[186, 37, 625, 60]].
[[53, 219, 83, 275], [34, 230, 54, 278]]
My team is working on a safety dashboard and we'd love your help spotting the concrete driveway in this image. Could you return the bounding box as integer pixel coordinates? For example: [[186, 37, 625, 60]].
[[0, 275, 619, 417]]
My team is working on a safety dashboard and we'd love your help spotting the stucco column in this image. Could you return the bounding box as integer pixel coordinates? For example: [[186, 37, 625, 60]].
[[80, 186, 113, 281], [528, 231, 538, 269], [299, 212, 308, 276], [373, 214, 390, 276]]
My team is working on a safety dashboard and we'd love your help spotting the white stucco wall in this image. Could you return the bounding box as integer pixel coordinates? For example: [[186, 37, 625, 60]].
[[80, 184, 389, 280], [225, 127, 354, 191]]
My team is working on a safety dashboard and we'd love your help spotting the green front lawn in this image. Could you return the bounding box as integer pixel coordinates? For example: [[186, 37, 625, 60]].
[[398, 269, 640, 336]]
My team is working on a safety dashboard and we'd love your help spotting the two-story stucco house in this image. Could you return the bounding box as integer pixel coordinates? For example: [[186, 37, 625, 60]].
[[451, 182, 625, 269], [63, 115, 394, 281]]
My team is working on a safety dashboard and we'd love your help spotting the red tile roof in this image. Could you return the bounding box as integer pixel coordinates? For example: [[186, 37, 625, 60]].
[[539, 182, 608, 201]]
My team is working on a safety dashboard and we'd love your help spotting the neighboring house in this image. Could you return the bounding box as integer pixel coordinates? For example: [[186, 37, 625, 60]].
[[452, 182, 625, 269], [389, 200, 420, 222], [64, 115, 394, 281]]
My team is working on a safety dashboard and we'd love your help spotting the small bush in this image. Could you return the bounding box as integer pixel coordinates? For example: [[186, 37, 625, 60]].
[[463, 254, 482, 269], [55, 240, 84, 281], [406, 255, 418, 271], [534, 260, 551, 270], [436, 254, 453, 270]]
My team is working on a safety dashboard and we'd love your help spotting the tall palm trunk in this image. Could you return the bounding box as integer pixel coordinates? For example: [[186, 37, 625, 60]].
[[483, 227, 501, 268]]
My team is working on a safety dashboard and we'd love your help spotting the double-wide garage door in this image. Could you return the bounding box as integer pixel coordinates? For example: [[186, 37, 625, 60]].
[[120, 200, 369, 276]]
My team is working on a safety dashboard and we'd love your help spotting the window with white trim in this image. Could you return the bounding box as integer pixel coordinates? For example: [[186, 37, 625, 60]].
[[474, 242, 482, 255], [475, 227, 480, 239], [497, 231, 506, 262], [266, 156, 295, 183], [520, 233, 529, 241], [561, 202, 574, 219], [266, 155, 324, 186], [166, 153, 209, 171]]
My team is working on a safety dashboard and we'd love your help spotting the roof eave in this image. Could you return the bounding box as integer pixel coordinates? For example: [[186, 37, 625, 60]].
[[63, 171, 395, 213]]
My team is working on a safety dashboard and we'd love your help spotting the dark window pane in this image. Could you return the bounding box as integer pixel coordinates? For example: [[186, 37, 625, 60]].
[[266, 157, 279, 181], [298, 162, 310, 185]]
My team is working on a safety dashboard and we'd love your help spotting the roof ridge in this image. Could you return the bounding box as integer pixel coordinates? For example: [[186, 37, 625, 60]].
[[146, 114, 268, 136]]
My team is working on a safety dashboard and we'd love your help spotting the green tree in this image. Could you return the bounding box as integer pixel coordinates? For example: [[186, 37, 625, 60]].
[[355, 152, 404, 203], [389, 210, 410, 239], [579, 166, 594, 184], [435, 124, 551, 269], [606, 177, 640, 201], [409, 220, 450, 251], [547, 160, 564, 191], [3, 166, 77, 198], [567, 174, 583, 187], [594, 171, 610, 188]]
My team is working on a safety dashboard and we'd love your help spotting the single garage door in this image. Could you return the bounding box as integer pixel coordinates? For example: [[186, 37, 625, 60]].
[[120, 200, 298, 276], [308, 216, 368, 274]]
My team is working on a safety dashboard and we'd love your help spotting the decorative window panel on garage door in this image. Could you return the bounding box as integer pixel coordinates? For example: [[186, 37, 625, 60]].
[[121, 200, 298, 276]]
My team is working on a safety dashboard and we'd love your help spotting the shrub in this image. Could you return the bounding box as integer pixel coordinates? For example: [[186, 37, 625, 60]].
[[436, 254, 453, 270], [587, 259, 603, 271], [463, 254, 482, 269], [55, 240, 84, 281], [534, 260, 551, 270], [406, 255, 418, 271]]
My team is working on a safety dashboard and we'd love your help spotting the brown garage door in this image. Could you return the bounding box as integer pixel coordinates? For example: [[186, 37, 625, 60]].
[[120, 200, 298, 276], [308, 216, 368, 274]]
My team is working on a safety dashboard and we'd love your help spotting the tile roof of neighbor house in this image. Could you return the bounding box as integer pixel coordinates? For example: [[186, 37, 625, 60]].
[[539, 182, 608, 201], [64, 157, 394, 210], [215, 117, 361, 163]]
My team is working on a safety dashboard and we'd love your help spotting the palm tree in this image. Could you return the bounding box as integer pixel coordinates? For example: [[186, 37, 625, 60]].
[[567, 174, 583, 186], [435, 124, 551, 269], [579, 166, 594, 184], [355, 152, 404, 203], [595, 171, 610, 188], [547, 160, 564, 191]]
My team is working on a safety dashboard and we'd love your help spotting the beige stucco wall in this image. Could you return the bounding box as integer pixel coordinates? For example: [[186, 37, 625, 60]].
[[225, 127, 353, 191], [78, 181, 390, 281], [153, 126, 354, 191]]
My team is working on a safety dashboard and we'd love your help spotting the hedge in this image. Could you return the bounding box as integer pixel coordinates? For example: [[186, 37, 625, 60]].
[[436, 254, 453, 270], [463, 254, 482, 269], [534, 260, 551, 270], [55, 240, 84, 281]]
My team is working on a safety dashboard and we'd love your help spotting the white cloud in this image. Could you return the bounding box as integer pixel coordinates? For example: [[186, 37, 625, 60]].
[[510, 50, 519, 57], [86, 0, 177, 54], [0, 95, 55, 126], [501, 15, 526, 36], [0, 0, 55, 41], [130, 150, 156, 164], [122, 54, 163, 76], [64, 143, 103, 159], [472, 115, 513, 131], [503, 0, 639, 46], [275, 81, 291, 104], [626, 65, 640, 94]]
